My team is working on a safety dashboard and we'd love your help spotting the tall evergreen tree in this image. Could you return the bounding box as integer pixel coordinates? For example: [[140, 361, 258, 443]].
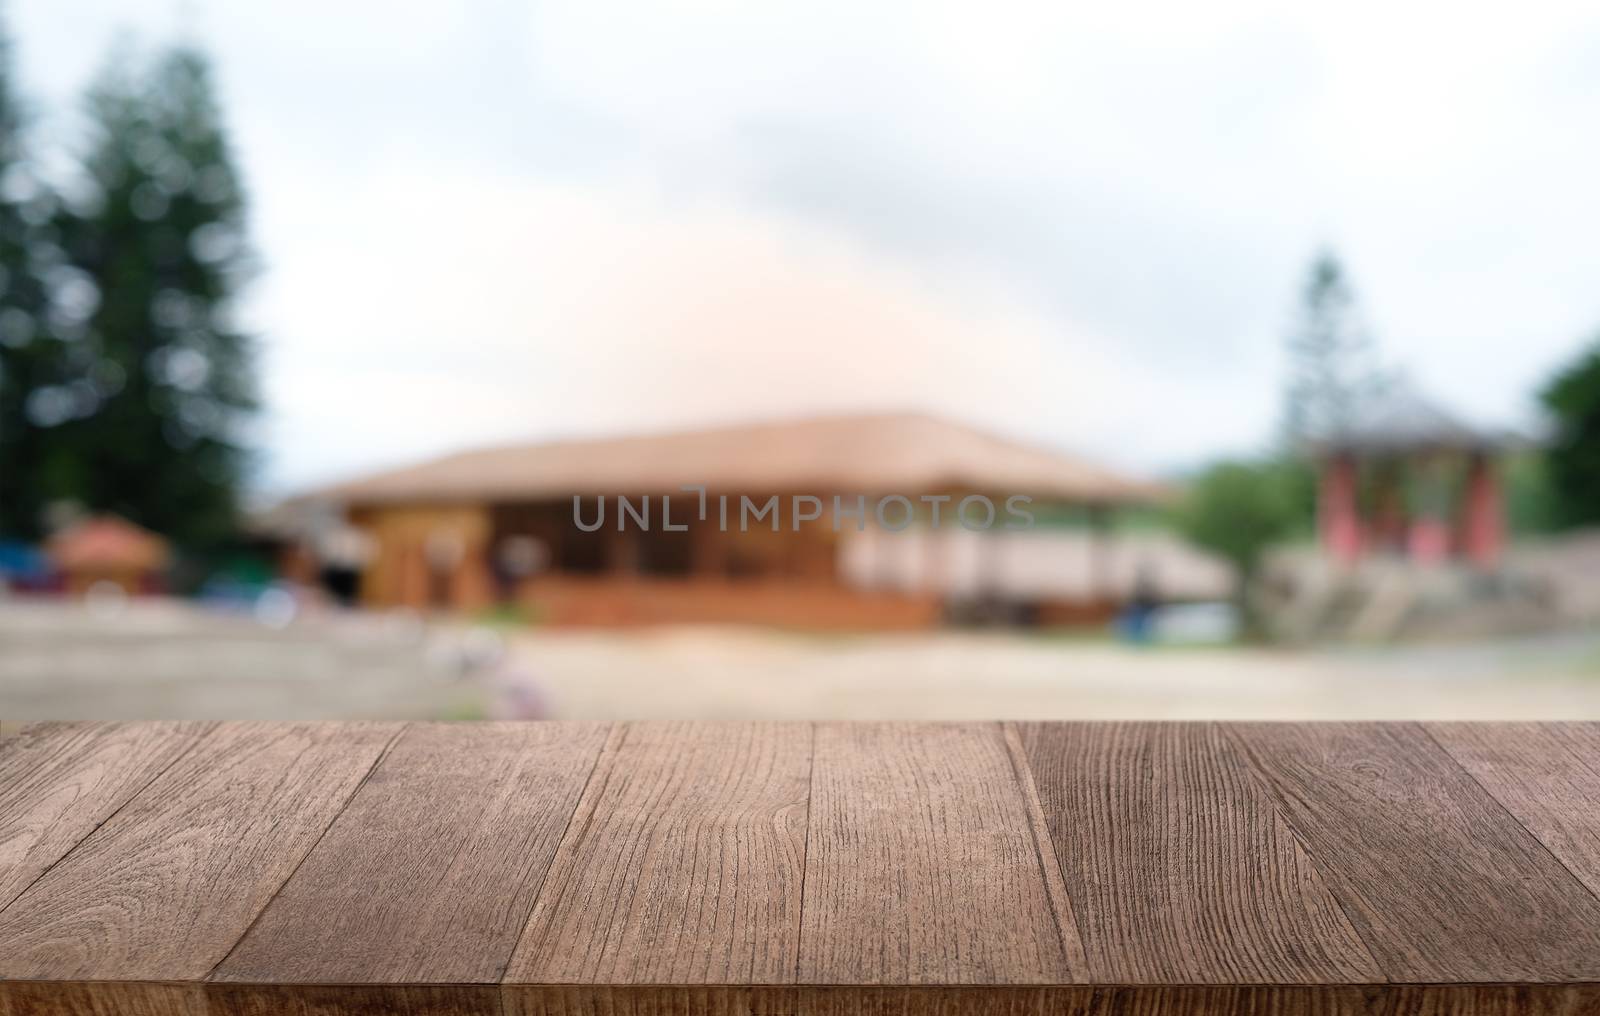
[[56, 43, 256, 547], [0, 16, 67, 539], [1539, 336, 1600, 529], [1282, 250, 1387, 446]]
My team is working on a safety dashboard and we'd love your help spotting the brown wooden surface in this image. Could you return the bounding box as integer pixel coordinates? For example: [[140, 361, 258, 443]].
[[798, 722, 1082, 985], [215, 722, 610, 985], [1013, 721, 1380, 984], [505, 721, 811, 985], [1427, 722, 1600, 901], [0, 722, 399, 981], [3, 720, 1600, 1016], [0, 721, 211, 912], [1227, 721, 1600, 983]]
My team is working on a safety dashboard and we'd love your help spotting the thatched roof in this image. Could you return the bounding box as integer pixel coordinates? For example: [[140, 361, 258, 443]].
[[1307, 379, 1514, 455], [313, 413, 1166, 506], [47, 516, 170, 572]]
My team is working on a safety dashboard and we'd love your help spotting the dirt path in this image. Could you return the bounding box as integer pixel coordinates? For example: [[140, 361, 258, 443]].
[[509, 627, 1600, 721], [5, 598, 1598, 722], [0, 599, 482, 722]]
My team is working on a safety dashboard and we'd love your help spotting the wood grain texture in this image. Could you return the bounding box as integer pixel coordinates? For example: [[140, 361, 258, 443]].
[[1013, 722, 1381, 983], [1227, 721, 1600, 982], [505, 721, 811, 985], [499, 985, 1600, 1016], [0, 721, 211, 911], [12, 983, 1599, 1016], [0, 983, 498, 1016], [1427, 722, 1600, 901], [215, 722, 609, 985], [1064, 986, 1600, 1016], [205, 984, 500, 1016], [5, 721, 1600, 1016], [0, 721, 400, 981], [0, 982, 208, 1016], [798, 722, 1079, 985], [502, 986, 1091, 1016]]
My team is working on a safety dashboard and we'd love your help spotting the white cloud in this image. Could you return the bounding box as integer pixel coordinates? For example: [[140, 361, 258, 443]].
[[258, 170, 1258, 490], [12, 0, 1600, 492]]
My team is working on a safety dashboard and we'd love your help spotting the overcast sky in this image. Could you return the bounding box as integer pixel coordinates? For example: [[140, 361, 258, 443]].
[[14, 1, 1600, 492]]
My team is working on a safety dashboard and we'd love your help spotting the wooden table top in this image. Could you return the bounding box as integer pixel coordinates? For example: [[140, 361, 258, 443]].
[[1, 721, 1598, 1015]]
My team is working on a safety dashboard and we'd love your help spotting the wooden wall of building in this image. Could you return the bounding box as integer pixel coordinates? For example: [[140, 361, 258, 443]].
[[517, 575, 941, 630], [351, 503, 494, 612]]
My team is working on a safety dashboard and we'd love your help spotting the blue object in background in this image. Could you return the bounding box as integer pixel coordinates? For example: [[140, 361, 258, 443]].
[[0, 541, 53, 590]]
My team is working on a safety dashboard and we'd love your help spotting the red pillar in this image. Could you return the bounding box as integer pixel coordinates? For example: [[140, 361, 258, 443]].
[[1319, 454, 1361, 566], [1408, 517, 1450, 565], [1406, 455, 1450, 565], [1462, 453, 1504, 568]]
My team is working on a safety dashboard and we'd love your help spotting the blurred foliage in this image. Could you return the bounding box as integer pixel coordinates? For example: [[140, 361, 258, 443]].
[[1273, 456, 1318, 539], [1029, 502, 1168, 531], [0, 27, 255, 548], [1282, 249, 1389, 447], [475, 601, 541, 629], [0, 22, 59, 539], [1173, 458, 1306, 591], [1540, 336, 1600, 530], [1503, 450, 1561, 536]]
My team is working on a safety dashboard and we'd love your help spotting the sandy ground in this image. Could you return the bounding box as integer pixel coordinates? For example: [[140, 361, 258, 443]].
[[513, 627, 1600, 721], [0, 599, 484, 723], [3, 598, 1599, 724]]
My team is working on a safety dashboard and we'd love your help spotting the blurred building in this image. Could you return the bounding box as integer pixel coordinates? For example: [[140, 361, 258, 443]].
[[1313, 384, 1509, 568], [293, 413, 1187, 628], [46, 515, 170, 597], [1267, 385, 1535, 642]]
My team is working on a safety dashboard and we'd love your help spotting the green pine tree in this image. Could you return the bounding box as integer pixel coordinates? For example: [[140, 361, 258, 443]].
[[1283, 250, 1387, 446], [1539, 336, 1600, 530], [0, 17, 68, 539], [55, 42, 256, 548]]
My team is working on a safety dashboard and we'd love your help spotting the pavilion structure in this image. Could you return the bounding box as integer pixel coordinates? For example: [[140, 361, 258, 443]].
[[1314, 384, 1508, 570], [295, 412, 1170, 629], [45, 514, 171, 596]]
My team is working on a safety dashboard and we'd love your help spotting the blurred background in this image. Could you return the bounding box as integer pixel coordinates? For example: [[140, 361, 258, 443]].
[[4, 1, 1600, 726]]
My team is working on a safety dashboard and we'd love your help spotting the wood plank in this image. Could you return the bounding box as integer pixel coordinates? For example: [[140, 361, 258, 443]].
[[0, 982, 497, 1016], [502, 985, 1089, 1016], [1426, 722, 1600, 900], [7, 983, 1593, 1016], [0, 721, 400, 981], [504, 721, 811, 984], [1227, 722, 1600, 982], [0, 721, 211, 912], [206, 984, 499, 1016], [5, 718, 1600, 1015], [0, 982, 208, 1016], [1012, 721, 1381, 983], [1063, 986, 1600, 1016], [500, 984, 1600, 1015], [215, 722, 610, 984], [797, 722, 1081, 985]]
